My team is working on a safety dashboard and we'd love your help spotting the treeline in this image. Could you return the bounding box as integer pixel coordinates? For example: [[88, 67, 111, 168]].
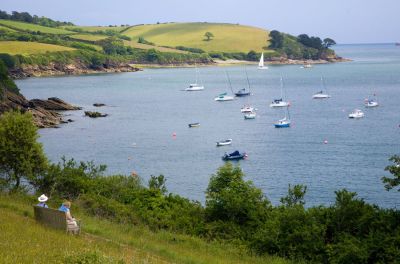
[[269, 30, 337, 60], [0, 9, 74, 27], [1, 102, 399, 263]]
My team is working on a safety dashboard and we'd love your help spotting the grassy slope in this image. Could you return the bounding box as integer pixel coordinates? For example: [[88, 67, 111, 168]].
[[63, 25, 129, 33], [0, 19, 74, 34], [123, 40, 188, 53], [0, 25, 16, 32], [69, 33, 109, 42], [0, 41, 75, 55], [123, 22, 271, 53], [0, 194, 290, 264]]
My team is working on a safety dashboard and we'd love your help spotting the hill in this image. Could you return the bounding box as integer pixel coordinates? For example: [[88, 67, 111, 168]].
[[0, 19, 74, 34], [0, 41, 75, 55], [0, 193, 289, 264], [122, 22, 271, 53]]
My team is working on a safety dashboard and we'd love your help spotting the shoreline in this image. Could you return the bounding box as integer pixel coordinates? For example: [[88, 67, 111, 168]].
[[10, 58, 351, 79]]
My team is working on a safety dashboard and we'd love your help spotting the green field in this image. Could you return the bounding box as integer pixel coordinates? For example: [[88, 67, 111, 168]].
[[0, 19, 74, 34], [0, 25, 16, 32], [0, 194, 290, 264], [0, 41, 75, 55], [63, 25, 129, 33], [123, 22, 270, 52], [123, 40, 188, 53], [69, 33, 109, 41]]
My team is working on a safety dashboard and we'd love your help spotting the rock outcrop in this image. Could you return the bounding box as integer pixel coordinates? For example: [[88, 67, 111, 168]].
[[0, 90, 80, 128], [9, 61, 140, 79]]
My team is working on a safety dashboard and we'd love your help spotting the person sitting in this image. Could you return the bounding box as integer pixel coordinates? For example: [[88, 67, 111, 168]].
[[58, 201, 78, 228], [36, 194, 49, 208]]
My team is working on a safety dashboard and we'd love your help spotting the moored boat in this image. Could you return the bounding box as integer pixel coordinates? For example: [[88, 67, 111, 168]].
[[258, 52, 268, 70], [348, 109, 365, 119], [185, 84, 204, 91], [274, 117, 291, 128], [216, 139, 232, 146], [235, 88, 250, 97], [215, 92, 234, 101], [188, 122, 200, 127], [312, 77, 331, 99], [241, 105, 255, 113], [365, 99, 379, 107], [244, 111, 256, 119], [222, 150, 247, 161]]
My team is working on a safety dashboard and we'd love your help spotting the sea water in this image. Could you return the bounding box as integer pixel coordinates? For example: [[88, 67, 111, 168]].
[[17, 44, 400, 207]]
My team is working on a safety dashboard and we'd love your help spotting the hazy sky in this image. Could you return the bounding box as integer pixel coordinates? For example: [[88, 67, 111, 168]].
[[2, 0, 399, 43]]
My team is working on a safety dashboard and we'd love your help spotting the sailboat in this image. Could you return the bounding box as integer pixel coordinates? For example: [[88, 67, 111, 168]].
[[270, 77, 290, 107], [258, 52, 268, 70], [312, 77, 331, 99], [215, 71, 235, 101], [185, 66, 204, 91], [235, 67, 251, 97], [274, 106, 291, 128]]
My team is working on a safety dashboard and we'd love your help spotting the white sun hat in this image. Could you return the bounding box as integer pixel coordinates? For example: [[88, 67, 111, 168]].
[[38, 194, 48, 202]]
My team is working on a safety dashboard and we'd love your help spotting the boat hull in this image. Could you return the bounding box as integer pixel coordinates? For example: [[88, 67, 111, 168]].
[[185, 87, 204, 91], [188, 123, 200, 127], [216, 139, 232, 146]]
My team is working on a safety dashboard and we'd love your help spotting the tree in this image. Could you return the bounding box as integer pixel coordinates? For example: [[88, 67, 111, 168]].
[[381, 155, 400, 191], [323, 38, 336, 49], [205, 163, 270, 237], [0, 111, 48, 190], [269, 30, 283, 49], [204, 32, 214, 41], [280, 184, 307, 207]]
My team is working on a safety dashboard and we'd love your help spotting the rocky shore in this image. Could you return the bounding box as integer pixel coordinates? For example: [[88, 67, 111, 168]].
[[0, 90, 81, 128], [9, 61, 141, 79]]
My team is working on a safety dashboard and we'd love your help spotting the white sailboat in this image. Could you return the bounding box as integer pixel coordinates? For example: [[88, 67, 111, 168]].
[[312, 77, 331, 99], [270, 77, 290, 107], [365, 94, 379, 107], [185, 66, 204, 91], [258, 52, 268, 70], [215, 71, 235, 101], [274, 107, 291, 128]]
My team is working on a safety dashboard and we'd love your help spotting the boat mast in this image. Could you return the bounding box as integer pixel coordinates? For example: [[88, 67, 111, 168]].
[[225, 71, 234, 94], [244, 66, 251, 91]]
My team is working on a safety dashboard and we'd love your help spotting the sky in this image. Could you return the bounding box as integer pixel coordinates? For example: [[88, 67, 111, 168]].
[[1, 0, 399, 44]]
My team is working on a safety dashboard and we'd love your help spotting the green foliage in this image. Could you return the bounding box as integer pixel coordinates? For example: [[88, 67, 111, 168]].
[[0, 111, 47, 190], [246, 50, 258, 61], [269, 30, 284, 49], [0, 53, 19, 69], [382, 155, 400, 191], [323, 38, 336, 48], [205, 163, 270, 239], [137, 36, 154, 45], [148, 174, 167, 195], [204, 31, 214, 41], [175, 46, 205, 53], [280, 184, 307, 207], [0, 9, 74, 27], [0, 59, 19, 96]]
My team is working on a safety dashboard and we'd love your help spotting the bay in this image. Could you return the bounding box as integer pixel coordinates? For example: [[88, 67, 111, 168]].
[[17, 44, 400, 207]]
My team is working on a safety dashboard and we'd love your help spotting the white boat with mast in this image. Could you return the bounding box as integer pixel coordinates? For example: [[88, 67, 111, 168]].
[[215, 72, 235, 101], [312, 77, 331, 99], [185, 65, 204, 91], [274, 106, 291, 128], [235, 67, 251, 97], [270, 77, 290, 107], [258, 52, 268, 70]]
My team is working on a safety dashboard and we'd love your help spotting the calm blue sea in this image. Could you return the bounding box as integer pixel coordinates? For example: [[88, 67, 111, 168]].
[[17, 43, 400, 208]]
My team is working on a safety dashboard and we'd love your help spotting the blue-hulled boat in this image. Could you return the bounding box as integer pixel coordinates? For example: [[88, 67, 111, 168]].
[[235, 88, 250, 97], [222, 150, 247, 161]]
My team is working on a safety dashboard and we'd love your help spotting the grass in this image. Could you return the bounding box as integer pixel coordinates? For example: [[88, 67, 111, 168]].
[[0, 193, 291, 264], [0, 19, 74, 34], [123, 40, 188, 53], [122, 22, 271, 53], [0, 25, 16, 32], [62, 25, 130, 33], [70, 34, 109, 42], [0, 41, 75, 55]]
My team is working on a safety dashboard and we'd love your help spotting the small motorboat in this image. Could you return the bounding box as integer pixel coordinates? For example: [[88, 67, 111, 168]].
[[188, 122, 200, 128], [270, 98, 290, 107], [312, 91, 331, 99], [185, 83, 204, 91], [235, 88, 250, 97], [301, 63, 312, 69], [214, 92, 234, 101], [348, 109, 365, 119], [222, 150, 247, 161], [241, 105, 255, 113], [244, 111, 256, 119], [365, 99, 379, 108], [216, 139, 232, 147], [274, 117, 291, 128]]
